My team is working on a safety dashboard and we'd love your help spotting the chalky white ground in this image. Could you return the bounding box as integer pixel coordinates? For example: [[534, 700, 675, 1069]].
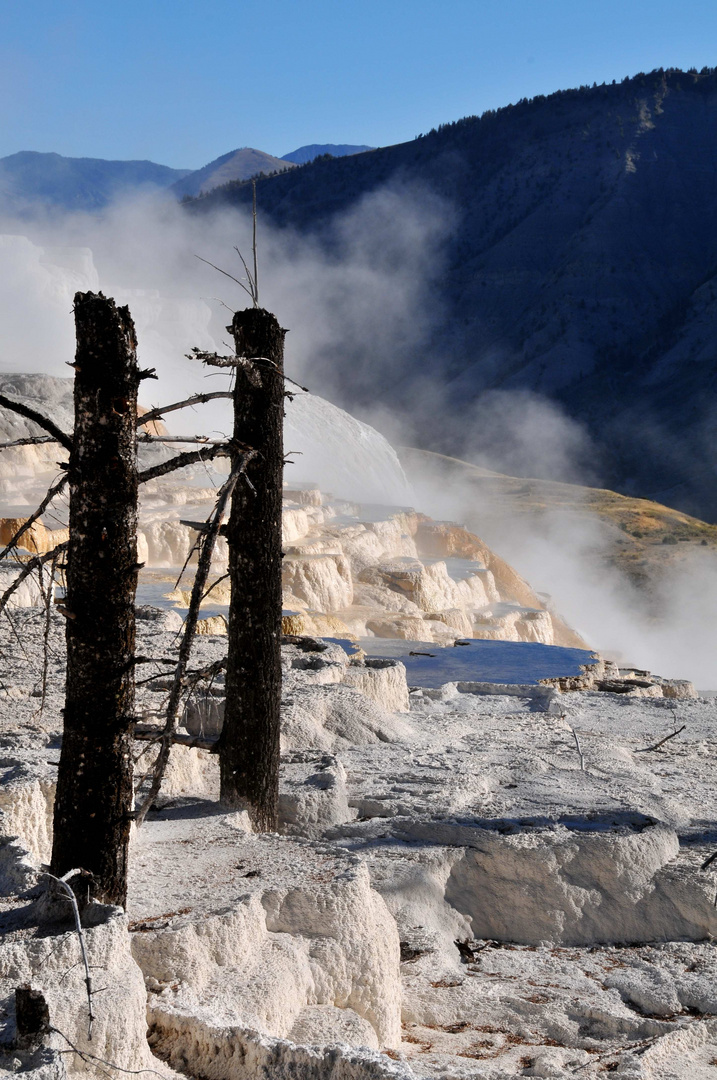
[[2, 609, 717, 1078]]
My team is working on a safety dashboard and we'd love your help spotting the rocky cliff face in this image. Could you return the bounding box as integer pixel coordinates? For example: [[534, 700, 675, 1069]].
[[192, 68, 717, 521]]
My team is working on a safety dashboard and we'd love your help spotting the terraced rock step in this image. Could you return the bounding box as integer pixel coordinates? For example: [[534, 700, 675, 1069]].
[[128, 803, 402, 1049]]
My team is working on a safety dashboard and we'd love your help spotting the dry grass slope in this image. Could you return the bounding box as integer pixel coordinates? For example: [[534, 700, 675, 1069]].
[[399, 447, 717, 590]]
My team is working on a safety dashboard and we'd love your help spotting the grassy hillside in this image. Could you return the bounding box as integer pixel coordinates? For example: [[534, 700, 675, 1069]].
[[399, 447, 717, 592]]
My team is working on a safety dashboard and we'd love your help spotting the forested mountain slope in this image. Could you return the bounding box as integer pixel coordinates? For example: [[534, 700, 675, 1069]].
[[189, 69, 717, 521]]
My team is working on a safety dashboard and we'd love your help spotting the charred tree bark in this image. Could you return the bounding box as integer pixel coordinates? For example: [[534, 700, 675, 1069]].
[[50, 292, 140, 907], [14, 986, 50, 1050], [219, 308, 285, 829]]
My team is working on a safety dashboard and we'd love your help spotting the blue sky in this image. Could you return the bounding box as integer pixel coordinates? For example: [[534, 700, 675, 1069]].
[[2, 0, 716, 169]]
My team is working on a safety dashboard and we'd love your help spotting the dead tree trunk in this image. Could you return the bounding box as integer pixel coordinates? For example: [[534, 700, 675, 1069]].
[[50, 292, 140, 906], [219, 308, 285, 829]]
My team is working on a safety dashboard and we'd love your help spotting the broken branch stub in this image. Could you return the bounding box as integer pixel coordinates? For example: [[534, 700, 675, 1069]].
[[217, 307, 286, 829], [50, 291, 140, 908]]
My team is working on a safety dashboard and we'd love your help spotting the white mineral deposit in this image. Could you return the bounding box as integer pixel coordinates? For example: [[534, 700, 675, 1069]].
[[1, 381, 717, 1080]]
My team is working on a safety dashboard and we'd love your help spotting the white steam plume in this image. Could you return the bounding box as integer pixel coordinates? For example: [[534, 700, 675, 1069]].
[[2, 187, 717, 686]]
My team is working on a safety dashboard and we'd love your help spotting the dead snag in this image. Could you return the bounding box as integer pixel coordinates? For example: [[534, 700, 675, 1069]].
[[50, 292, 140, 907], [218, 308, 285, 829]]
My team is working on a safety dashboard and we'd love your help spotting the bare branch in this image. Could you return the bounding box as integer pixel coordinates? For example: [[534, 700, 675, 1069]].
[[283, 374, 309, 393], [37, 548, 61, 715], [245, 355, 309, 392], [138, 434, 228, 445], [199, 180, 259, 308], [187, 348, 308, 393], [136, 656, 227, 688], [42, 870, 95, 1039], [135, 457, 251, 825], [0, 393, 73, 452], [50, 1025, 168, 1078], [133, 723, 219, 753], [0, 542, 68, 617], [0, 474, 68, 562], [233, 245, 256, 297], [194, 253, 254, 299], [202, 295, 234, 313], [202, 572, 229, 602], [252, 178, 259, 306], [635, 725, 686, 752], [0, 435, 58, 449], [137, 442, 232, 484], [137, 391, 233, 427], [571, 726, 585, 771]]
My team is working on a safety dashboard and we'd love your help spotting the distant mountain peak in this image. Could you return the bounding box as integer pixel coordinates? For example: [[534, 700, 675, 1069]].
[[171, 147, 295, 199]]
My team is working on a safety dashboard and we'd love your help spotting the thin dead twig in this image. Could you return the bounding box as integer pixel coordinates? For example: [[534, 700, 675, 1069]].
[[196, 178, 260, 305], [202, 572, 229, 602], [190, 347, 309, 392], [251, 177, 259, 305], [635, 725, 686, 752], [42, 870, 95, 1040], [134, 656, 226, 688], [189, 348, 236, 368], [50, 1025, 168, 1077], [194, 253, 254, 301]]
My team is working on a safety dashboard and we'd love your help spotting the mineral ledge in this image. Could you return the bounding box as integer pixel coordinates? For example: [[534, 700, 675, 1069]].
[[1, 389, 716, 1079]]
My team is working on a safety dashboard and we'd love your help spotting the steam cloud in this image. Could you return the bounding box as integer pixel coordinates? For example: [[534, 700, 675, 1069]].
[[1, 187, 716, 687]]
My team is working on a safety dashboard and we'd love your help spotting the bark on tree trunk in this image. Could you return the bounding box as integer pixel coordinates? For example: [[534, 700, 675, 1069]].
[[50, 291, 140, 907], [14, 986, 50, 1049], [219, 307, 285, 829]]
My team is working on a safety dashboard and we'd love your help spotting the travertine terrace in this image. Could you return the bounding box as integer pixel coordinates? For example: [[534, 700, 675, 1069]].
[[1, 381, 717, 1079]]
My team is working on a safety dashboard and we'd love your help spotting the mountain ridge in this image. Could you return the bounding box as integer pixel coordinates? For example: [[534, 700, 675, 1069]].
[[280, 143, 374, 164], [0, 150, 190, 211], [187, 67, 717, 522]]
